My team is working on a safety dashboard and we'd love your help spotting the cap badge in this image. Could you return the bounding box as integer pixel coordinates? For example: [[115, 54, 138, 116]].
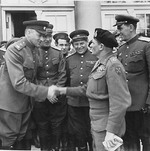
[[94, 30, 97, 38], [43, 26, 46, 30]]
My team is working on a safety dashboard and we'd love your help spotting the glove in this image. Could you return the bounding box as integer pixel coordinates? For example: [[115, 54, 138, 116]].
[[103, 131, 123, 151]]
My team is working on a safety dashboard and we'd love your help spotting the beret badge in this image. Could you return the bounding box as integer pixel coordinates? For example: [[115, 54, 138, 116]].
[[94, 30, 97, 38]]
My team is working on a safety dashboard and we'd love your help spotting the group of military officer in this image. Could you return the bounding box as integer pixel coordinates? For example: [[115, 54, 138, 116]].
[[0, 13, 150, 151]]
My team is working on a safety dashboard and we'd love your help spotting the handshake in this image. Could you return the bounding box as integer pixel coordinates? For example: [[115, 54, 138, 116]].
[[47, 85, 67, 104]]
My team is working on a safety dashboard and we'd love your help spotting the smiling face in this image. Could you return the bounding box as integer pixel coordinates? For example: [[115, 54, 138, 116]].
[[40, 34, 52, 47], [72, 40, 88, 54], [117, 24, 134, 42]]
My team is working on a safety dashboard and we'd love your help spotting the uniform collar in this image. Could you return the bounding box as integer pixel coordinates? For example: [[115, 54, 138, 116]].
[[99, 51, 115, 65], [91, 51, 115, 73], [23, 37, 36, 50], [126, 34, 139, 45]]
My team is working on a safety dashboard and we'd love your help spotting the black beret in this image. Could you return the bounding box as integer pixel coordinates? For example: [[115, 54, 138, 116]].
[[94, 28, 118, 48], [53, 32, 70, 42], [70, 30, 89, 42], [23, 20, 52, 35], [114, 14, 139, 26]]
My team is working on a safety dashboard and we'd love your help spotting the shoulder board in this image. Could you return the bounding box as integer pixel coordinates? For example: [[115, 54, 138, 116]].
[[118, 41, 126, 48], [66, 49, 76, 58], [14, 40, 26, 51], [138, 36, 150, 42], [109, 56, 118, 63], [51, 46, 61, 51]]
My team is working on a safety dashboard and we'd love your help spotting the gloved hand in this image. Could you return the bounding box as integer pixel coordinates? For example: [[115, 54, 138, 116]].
[[103, 131, 123, 151]]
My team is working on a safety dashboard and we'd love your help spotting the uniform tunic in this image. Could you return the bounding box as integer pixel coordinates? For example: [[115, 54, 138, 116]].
[[33, 46, 67, 149], [0, 37, 48, 147], [117, 35, 150, 111], [66, 50, 97, 107], [0, 37, 48, 113], [86, 52, 131, 151], [117, 35, 150, 150], [66, 49, 97, 147]]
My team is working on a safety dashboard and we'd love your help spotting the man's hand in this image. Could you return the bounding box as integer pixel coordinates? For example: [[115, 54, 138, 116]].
[[103, 131, 123, 151], [47, 85, 59, 104]]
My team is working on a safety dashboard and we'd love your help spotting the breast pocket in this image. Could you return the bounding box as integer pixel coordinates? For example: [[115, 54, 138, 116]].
[[23, 59, 34, 81], [89, 71, 107, 94], [128, 54, 144, 73], [52, 58, 59, 65], [69, 64, 77, 76]]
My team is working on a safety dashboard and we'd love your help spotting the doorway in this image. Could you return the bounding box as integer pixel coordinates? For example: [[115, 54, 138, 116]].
[[11, 11, 37, 37]]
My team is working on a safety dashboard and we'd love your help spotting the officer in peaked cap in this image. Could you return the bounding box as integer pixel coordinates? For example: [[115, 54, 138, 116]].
[[32, 23, 67, 150], [113, 14, 139, 27], [64, 29, 97, 151], [53, 32, 70, 56], [70, 29, 89, 42], [0, 19, 57, 150], [115, 14, 150, 151]]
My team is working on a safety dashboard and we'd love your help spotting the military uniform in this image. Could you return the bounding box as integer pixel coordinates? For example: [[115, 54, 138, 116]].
[[66, 29, 97, 151], [33, 33, 67, 151], [0, 37, 48, 148], [118, 35, 150, 150], [115, 14, 150, 151], [0, 20, 51, 149], [86, 28, 131, 151], [53, 32, 71, 151], [86, 53, 131, 151]]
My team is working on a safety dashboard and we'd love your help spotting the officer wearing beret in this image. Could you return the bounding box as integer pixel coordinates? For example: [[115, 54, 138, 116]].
[[85, 28, 131, 151], [115, 14, 150, 151], [63, 29, 97, 151], [0, 20, 58, 149], [32, 24, 67, 151]]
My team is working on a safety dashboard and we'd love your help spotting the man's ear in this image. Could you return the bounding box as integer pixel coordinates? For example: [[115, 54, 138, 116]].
[[99, 43, 104, 50]]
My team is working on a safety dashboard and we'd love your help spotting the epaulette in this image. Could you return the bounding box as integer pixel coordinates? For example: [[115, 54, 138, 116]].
[[66, 49, 76, 58], [118, 41, 126, 48], [138, 36, 150, 42], [51, 45, 61, 51], [14, 41, 26, 51], [109, 56, 118, 63]]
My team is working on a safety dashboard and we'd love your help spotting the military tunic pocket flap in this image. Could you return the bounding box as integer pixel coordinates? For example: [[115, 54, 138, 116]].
[[23, 60, 34, 69], [92, 71, 106, 80], [70, 64, 77, 69], [128, 54, 142, 63], [52, 58, 59, 65]]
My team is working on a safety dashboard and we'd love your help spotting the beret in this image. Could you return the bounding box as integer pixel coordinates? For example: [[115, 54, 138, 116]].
[[23, 20, 53, 35], [53, 32, 70, 42], [94, 28, 118, 48], [114, 14, 139, 26], [70, 29, 89, 42]]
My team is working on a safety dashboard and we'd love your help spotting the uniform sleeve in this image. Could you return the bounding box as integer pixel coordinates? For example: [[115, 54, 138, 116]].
[[145, 43, 150, 105], [106, 62, 131, 135], [66, 84, 87, 97], [57, 53, 67, 86], [5, 47, 48, 100]]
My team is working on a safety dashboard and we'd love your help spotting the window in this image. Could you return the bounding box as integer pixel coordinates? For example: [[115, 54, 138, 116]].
[[136, 14, 150, 37]]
